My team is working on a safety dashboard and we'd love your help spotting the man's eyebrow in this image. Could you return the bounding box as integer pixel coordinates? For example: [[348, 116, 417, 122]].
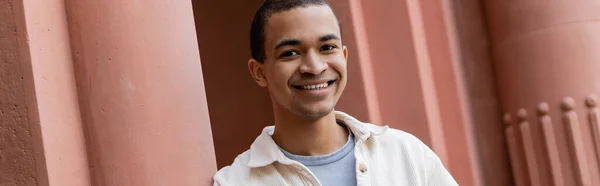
[[274, 39, 301, 50], [319, 34, 340, 42]]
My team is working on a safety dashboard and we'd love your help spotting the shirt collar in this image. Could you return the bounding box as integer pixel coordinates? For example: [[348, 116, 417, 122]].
[[246, 111, 389, 168]]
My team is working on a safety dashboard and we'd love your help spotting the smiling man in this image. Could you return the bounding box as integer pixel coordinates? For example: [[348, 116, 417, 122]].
[[213, 0, 457, 185]]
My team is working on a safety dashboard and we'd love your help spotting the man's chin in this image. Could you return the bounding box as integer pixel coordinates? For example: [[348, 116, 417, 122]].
[[294, 107, 334, 120]]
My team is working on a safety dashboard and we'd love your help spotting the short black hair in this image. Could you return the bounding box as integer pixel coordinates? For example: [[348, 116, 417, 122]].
[[250, 0, 340, 63]]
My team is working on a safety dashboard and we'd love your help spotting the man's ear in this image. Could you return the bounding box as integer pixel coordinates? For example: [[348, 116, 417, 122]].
[[248, 58, 268, 87], [343, 45, 348, 61]]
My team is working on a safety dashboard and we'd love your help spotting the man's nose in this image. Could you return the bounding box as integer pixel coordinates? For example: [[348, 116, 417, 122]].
[[299, 50, 328, 75]]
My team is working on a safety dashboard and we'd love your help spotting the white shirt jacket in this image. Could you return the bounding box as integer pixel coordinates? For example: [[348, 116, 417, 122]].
[[213, 111, 459, 186]]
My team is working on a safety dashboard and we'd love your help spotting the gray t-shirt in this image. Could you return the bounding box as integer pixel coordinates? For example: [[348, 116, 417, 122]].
[[278, 125, 357, 186]]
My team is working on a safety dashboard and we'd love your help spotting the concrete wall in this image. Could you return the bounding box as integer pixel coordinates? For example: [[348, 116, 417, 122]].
[[1, 0, 218, 185], [64, 0, 217, 185], [0, 0, 38, 185], [191, 0, 274, 169], [448, 0, 512, 185], [485, 1, 600, 185], [3, 0, 600, 185]]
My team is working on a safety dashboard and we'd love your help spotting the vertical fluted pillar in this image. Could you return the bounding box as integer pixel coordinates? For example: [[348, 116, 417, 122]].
[[485, 0, 600, 185], [328, 0, 482, 184], [3, 0, 92, 185], [64, 0, 217, 185]]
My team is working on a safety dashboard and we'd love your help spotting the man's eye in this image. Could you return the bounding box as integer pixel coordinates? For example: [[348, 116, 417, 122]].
[[280, 51, 299, 58], [320, 45, 337, 51]]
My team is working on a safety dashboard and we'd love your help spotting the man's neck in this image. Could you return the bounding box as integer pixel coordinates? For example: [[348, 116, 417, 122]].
[[271, 108, 349, 156]]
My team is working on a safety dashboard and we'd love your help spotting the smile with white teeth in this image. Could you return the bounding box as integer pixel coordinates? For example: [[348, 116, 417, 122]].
[[294, 81, 332, 90]]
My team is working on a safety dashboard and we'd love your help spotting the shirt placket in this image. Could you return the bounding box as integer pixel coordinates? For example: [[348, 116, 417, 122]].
[[354, 137, 372, 186]]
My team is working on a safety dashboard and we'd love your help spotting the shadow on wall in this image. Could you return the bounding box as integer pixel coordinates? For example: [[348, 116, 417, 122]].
[[192, 0, 274, 169]]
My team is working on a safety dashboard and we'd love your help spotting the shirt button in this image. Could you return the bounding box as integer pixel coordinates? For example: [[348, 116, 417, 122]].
[[359, 163, 368, 173]]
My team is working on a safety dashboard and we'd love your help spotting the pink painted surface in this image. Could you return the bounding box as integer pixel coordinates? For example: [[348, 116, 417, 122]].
[[17, 0, 93, 185], [447, 0, 512, 185], [9, 0, 598, 185], [191, 0, 275, 169], [586, 96, 600, 174], [0, 0, 38, 184], [65, 0, 217, 185], [332, 0, 484, 184], [504, 116, 530, 186], [330, 0, 381, 125], [562, 98, 591, 186], [356, 0, 434, 147], [405, 0, 448, 164], [485, 1, 600, 185], [517, 109, 541, 186], [513, 107, 552, 186], [416, 0, 482, 184], [538, 103, 565, 186]]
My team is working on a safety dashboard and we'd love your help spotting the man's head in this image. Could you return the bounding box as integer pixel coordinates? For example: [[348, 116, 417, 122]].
[[248, 0, 348, 120], [250, 0, 341, 63]]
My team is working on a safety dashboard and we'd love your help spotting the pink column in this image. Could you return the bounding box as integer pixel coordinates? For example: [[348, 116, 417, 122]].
[[2, 0, 91, 185], [1, 0, 41, 184], [328, 0, 378, 124], [330, 0, 481, 185], [485, 0, 600, 185], [64, 0, 217, 185], [446, 0, 512, 185]]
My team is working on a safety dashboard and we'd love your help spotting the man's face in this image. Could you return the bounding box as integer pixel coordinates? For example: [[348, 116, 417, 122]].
[[255, 5, 347, 119]]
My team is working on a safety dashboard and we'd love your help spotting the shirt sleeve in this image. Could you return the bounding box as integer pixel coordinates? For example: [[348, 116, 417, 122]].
[[421, 143, 459, 186], [212, 166, 230, 186]]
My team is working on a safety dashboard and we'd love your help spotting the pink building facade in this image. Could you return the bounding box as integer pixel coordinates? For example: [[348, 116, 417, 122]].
[[2, 0, 600, 185]]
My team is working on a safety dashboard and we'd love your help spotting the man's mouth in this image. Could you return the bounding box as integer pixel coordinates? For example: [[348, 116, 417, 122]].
[[291, 80, 336, 90]]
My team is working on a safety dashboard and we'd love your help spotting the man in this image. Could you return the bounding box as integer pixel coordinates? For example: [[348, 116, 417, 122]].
[[213, 0, 457, 185]]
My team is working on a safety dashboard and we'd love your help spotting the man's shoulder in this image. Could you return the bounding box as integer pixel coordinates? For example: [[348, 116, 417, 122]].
[[363, 123, 458, 185], [213, 150, 252, 185], [364, 123, 431, 156], [364, 123, 424, 146], [213, 149, 293, 185]]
